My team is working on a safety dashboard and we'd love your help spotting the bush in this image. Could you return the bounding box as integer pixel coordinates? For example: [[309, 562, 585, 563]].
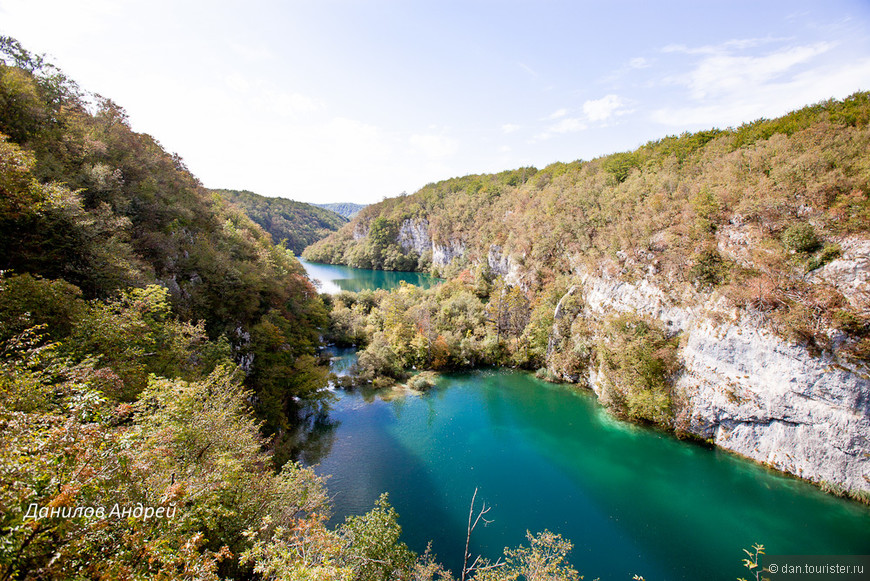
[[597, 313, 681, 427], [407, 371, 437, 391], [782, 223, 820, 253], [805, 243, 842, 272], [689, 249, 728, 289]]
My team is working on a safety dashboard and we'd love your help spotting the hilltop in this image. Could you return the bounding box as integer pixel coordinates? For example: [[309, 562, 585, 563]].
[[215, 188, 347, 254], [315, 201, 366, 219]]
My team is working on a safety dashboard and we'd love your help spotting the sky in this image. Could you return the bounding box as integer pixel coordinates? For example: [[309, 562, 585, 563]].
[[1, 0, 869, 205]]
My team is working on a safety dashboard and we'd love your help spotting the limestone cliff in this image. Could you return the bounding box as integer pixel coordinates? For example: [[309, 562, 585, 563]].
[[571, 266, 870, 494]]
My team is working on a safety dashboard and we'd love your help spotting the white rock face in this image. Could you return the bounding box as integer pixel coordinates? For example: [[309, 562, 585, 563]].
[[679, 318, 870, 492], [352, 223, 369, 241], [488, 245, 511, 277], [395, 218, 466, 266], [809, 237, 870, 313], [433, 241, 465, 266], [487, 245, 524, 285], [573, 269, 870, 494], [398, 219, 431, 254]]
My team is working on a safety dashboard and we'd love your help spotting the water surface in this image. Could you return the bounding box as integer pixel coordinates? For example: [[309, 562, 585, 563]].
[[299, 258, 437, 293], [312, 370, 870, 581]]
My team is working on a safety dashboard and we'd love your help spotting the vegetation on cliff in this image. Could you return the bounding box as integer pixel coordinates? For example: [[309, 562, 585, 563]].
[[216, 188, 347, 255], [308, 93, 870, 373]]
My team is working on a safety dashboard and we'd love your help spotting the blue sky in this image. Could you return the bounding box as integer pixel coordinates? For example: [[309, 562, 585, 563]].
[[1, 0, 869, 204]]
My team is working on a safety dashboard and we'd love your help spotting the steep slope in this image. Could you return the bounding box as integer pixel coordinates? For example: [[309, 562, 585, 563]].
[[0, 40, 329, 435], [310, 93, 870, 496], [215, 188, 347, 254], [315, 201, 365, 219]]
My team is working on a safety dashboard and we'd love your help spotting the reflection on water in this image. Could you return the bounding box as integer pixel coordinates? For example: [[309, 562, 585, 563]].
[[273, 408, 341, 468]]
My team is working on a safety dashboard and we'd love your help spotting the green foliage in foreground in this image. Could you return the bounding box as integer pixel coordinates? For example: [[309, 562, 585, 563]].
[[0, 314, 597, 579], [0, 39, 332, 434], [216, 189, 347, 255]]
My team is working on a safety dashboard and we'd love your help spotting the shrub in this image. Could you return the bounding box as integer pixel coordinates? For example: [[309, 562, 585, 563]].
[[597, 313, 681, 427], [805, 243, 841, 272], [782, 223, 820, 253], [689, 249, 728, 289]]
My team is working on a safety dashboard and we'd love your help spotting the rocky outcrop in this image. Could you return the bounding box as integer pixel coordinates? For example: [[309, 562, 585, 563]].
[[545, 267, 870, 495], [398, 219, 431, 254], [395, 218, 465, 267], [352, 223, 369, 241], [432, 240, 465, 266], [809, 237, 870, 313], [679, 317, 869, 492]]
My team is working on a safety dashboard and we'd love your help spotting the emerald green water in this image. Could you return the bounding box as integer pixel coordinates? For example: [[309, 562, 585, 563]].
[[313, 370, 870, 581], [299, 258, 437, 293]]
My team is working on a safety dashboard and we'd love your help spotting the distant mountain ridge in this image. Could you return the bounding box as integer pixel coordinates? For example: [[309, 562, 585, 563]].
[[314, 202, 365, 219], [215, 189, 347, 254]]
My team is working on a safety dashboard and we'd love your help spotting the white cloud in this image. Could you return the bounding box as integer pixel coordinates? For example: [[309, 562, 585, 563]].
[[628, 57, 650, 69], [410, 133, 459, 159], [502, 123, 521, 134], [549, 117, 587, 133], [582, 94, 626, 122], [682, 42, 834, 100], [662, 37, 788, 56], [652, 56, 870, 127], [518, 61, 538, 77], [229, 42, 274, 62], [259, 89, 323, 116], [533, 116, 587, 141], [224, 73, 250, 92], [533, 94, 631, 141]]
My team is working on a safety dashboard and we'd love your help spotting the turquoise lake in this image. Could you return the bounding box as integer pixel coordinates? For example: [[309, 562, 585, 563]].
[[301, 261, 870, 581], [299, 258, 438, 293], [312, 369, 870, 581]]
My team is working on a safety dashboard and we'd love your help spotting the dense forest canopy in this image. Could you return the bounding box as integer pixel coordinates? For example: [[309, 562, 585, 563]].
[[215, 188, 347, 255]]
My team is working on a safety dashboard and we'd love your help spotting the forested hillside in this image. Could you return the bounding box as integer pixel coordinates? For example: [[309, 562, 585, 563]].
[[0, 37, 391, 579], [310, 94, 870, 497], [306, 93, 870, 363], [216, 188, 347, 254], [0, 36, 593, 581], [315, 201, 365, 219]]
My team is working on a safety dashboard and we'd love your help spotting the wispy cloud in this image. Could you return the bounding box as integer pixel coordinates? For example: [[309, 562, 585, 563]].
[[582, 95, 628, 122], [501, 123, 521, 134], [661, 36, 791, 56], [518, 62, 538, 77], [410, 133, 458, 159], [678, 42, 834, 99], [548, 117, 587, 134], [534, 94, 631, 140], [651, 39, 866, 127]]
